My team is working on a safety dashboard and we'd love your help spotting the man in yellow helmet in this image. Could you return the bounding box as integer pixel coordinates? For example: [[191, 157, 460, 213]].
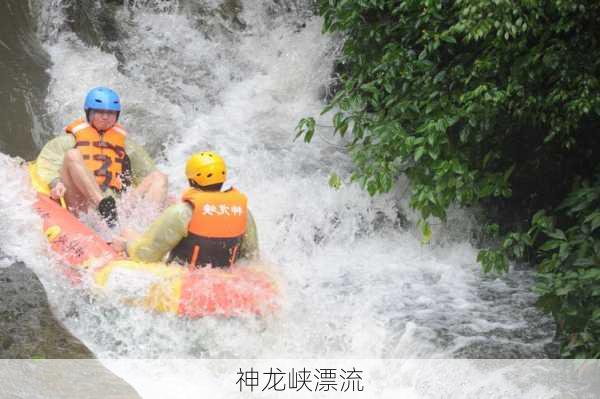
[[113, 152, 258, 267]]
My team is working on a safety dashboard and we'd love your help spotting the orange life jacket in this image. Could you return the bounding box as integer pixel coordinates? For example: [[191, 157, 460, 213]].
[[168, 187, 248, 268], [65, 118, 127, 191]]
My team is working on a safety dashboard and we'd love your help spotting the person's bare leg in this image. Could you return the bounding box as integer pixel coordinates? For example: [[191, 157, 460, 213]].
[[133, 170, 168, 206], [60, 165, 87, 212], [61, 149, 104, 209]]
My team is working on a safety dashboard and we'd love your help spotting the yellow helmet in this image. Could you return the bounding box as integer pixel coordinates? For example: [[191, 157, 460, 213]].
[[186, 151, 227, 187]]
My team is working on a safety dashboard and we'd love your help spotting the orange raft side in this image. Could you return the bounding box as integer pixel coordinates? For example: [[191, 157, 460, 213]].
[[34, 193, 118, 266], [33, 193, 279, 318], [178, 266, 279, 317]]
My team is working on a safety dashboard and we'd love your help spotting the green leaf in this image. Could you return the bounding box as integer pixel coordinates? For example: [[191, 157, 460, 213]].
[[383, 81, 394, 93], [559, 243, 570, 261], [556, 287, 572, 296], [547, 230, 566, 241], [503, 164, 515, 181], [531, 210, 549, 228], [414, 146, 425, 162], [433, 70, 446, 84], [482, 151, 494, 168], [485, 223, 500, 236], [573, 258, 595, 267], [539, 239, 562, 252], [583, 269, 600, 279], [328, 172, 342, 190], [295, 117, 316, 143], [420, 220, 432, 245], [587, 213, 600, 231], [441, 35, 456, 44]]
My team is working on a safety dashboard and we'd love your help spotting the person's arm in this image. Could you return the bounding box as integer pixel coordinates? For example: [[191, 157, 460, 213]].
[[127, 202, 192, 262], [125, 139, 157, 186], [239, 210, 259, 260], [35, 135, 76, 186]]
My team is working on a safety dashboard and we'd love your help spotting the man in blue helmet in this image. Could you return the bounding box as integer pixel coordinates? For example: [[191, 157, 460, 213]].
[[34, 87, 168, 226]]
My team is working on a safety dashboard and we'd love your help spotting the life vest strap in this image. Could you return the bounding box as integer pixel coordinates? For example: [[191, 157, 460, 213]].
[[70, 122, 90, 133], [169, 234, 243, 269]]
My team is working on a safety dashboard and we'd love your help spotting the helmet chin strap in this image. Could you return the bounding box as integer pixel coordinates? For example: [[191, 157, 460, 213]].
[[220, 178, 235, 192], [189, 180, 223, 192]]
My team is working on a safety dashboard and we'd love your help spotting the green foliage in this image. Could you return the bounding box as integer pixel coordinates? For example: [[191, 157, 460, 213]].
[[298, 0, 600, 357], [477, 248, 509, 274], [498, 181, 600, 358], [297, 0, 599, 220]]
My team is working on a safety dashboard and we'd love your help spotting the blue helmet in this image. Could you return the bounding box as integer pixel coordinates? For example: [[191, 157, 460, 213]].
[[84, 87, 121, 112]]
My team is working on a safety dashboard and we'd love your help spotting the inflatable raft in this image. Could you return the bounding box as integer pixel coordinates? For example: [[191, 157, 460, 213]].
[[29, 163, 278, 318]]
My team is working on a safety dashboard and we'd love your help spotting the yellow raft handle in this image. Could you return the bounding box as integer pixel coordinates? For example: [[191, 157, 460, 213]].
[[45, 225, 62, 242], [28, 161, 68, 209]]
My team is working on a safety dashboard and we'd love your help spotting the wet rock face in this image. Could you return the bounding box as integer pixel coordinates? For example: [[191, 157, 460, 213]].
[[64, 0, 128, 68], [66, 0, 124, 46], [0, 0, 51, 159], [179, 0, 246, 37], [0, 262, 92, 358]]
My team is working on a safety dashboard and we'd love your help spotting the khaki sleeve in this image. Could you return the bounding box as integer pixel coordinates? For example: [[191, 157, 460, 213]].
[[35, 135, 76, 185], [125, 139, 157, 186], [127, 202, 192, 263], [239, 210, 259, 260]]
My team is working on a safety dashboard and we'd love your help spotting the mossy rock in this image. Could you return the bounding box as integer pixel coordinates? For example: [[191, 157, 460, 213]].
[[0, 262, 92, 358]]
